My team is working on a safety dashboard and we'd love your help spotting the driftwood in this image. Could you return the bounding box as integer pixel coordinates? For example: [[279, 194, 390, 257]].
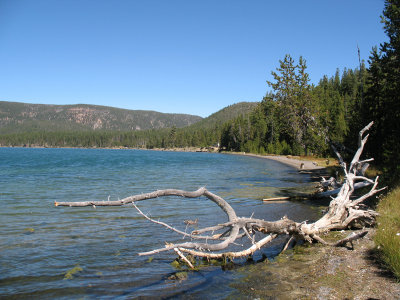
[[55, 122, 386, 263], [315, 142, 373, 199], [263, 196, 290, 202], [315, 181, 373, 198]]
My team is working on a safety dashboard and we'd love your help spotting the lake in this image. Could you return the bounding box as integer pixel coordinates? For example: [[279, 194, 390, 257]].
[[0, 147, 320, 299]]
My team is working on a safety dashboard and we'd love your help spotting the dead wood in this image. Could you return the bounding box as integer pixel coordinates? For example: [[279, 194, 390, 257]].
[[263, 196, 290, 202], [55, 122, 386, 262]]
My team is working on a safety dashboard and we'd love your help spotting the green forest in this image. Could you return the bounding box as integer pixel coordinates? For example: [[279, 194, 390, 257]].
[[219, 0, 399, 180], [1, 0, 399, 181]]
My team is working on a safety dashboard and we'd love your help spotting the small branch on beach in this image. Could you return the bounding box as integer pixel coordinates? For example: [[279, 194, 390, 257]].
[[263, 196, 290, 202], [55, 123, 385, 263]]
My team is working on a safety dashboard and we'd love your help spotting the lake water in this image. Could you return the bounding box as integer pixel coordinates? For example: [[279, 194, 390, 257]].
[[0, 148, 320, 299]]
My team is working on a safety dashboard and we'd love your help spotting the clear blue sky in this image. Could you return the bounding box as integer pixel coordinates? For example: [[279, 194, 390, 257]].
[[0, 0, 387, 117]]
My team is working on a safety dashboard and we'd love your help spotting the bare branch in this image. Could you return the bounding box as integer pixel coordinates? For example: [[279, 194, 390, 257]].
[[192, 222, 234, 235], [359, 158, 374, 164], [132, 202, 217, 240], [333, 230, 369, 247], [55, 187, 209, 207], [358, 121, 374, 146], [179, 234, 278, 259], [350, 177, 387, 207], [281, 236, 295, 253], [311, 234, 329, 245], [242, 226, 255, 244], [352, 176, 375, 184], [350, 122, 373, 173], [138, 225, 241, 256], [315, 181, 372, 198], [174, 248, 195, 269], [331, 144, 346, 169], [55, 123, 385, 262]]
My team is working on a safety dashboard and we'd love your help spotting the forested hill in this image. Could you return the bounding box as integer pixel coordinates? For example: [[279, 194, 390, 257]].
[[186, 102, 258, 130], [0, 101, 203, 134]]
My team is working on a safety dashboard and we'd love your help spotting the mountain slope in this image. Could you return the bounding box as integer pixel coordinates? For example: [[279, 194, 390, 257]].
[[0, 101, 203, 133], [187, 102, 259, 130]]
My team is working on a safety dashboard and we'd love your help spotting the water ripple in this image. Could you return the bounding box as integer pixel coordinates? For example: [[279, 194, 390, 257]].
[[0, 148, 318, 298]]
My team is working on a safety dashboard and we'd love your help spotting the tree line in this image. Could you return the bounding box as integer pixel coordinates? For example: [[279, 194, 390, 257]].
[[0, 127, 221, 149], [220, 0, 399, 181], [219, 57, 367, 156]]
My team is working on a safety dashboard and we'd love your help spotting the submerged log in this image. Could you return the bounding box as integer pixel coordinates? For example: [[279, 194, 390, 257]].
[[55, 122, 386, 261]]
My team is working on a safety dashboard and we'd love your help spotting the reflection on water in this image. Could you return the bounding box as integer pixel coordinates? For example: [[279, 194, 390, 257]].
[[0, 148, 319, 298]]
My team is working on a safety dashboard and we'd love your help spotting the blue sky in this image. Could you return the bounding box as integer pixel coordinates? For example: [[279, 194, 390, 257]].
[[0, 0, 387, 117]]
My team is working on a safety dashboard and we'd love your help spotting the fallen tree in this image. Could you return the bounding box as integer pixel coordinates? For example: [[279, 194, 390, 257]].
[[55, 122, 386, 266], [315, 134, 374, 198]]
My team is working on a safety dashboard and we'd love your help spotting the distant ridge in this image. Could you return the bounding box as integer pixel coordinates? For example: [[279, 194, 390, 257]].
[[0, 101, 261, 148], [187, 102, 259, 129], [0, 101, 203, 134]]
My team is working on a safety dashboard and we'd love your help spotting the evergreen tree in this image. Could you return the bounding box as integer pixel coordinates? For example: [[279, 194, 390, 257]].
[[267, 55, 324, 155], [267, 54, 300, 149], [363, 0, 400, 180]]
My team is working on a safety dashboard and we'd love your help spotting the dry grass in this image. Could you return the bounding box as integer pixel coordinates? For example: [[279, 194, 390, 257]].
[[375, 186, 400, 280], [365, 166, 383, 178]]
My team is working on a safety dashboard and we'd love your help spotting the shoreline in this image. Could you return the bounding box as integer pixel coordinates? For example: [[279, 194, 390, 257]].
[[232, 228, 400, 299], [0, 145, 215, 153], [225, 152, 326, 171], [2, 146, 329, 172]]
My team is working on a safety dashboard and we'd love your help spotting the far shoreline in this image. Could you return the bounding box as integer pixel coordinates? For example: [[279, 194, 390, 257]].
[[1, 145, 330, 171]]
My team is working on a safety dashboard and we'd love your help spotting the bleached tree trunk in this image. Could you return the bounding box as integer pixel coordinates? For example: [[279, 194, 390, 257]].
[[55, 122, 385, 262]]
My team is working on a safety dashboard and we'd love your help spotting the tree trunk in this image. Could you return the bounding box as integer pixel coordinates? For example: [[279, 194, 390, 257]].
[[55, 122, 385, 261]]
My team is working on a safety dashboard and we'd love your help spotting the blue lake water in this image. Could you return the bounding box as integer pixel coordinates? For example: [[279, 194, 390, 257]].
[[0, 148, 320, 299]]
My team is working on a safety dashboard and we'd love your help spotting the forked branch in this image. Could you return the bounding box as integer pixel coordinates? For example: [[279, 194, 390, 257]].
[[55, 123, 386, 261]]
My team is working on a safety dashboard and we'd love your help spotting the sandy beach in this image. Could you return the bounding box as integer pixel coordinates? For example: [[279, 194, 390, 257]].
[[230, 152, 326, 171]]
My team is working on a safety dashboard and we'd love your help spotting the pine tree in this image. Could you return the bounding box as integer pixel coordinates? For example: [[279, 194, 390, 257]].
[[267, 55, 324, 155], [267, 54, 300, 149], [363, 0, 400, 180]]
